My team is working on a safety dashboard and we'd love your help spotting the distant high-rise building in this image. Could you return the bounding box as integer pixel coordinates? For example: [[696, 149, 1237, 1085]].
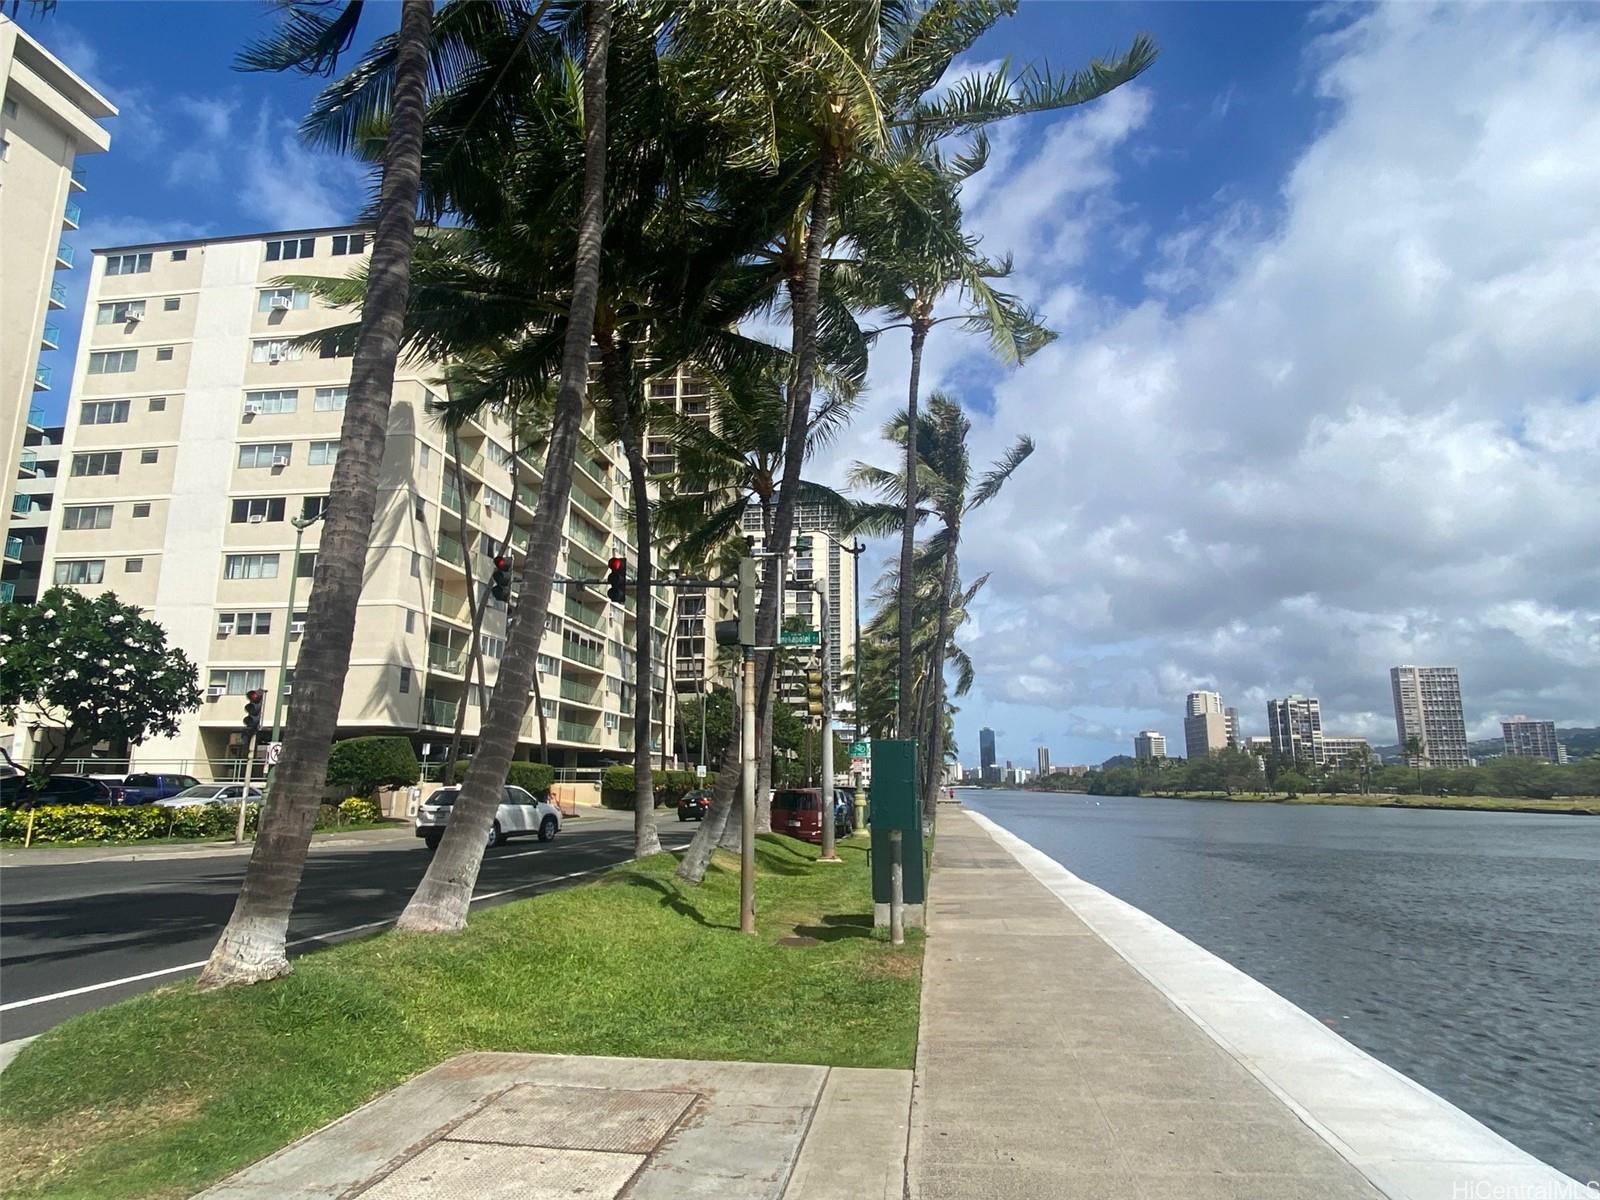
[[1267, 696, 1324, 765], [1037, 746, 1051, 776], [1184, 711, 1230, 760], [1133, 731, 1166, 761], [1224, 707, 1240, 749], [1244, 735, 1273, 754], [1186, 690, 1224, 717], [1321, 736, 1372, 769], [1501, 717, 1560, 763], [1391, 666, 1468, 768], [979, 727, 996, 774]]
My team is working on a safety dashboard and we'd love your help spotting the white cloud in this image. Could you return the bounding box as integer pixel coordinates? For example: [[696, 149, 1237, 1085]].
[[238, 108, 371, 230], [861, 3, 1600, 762]]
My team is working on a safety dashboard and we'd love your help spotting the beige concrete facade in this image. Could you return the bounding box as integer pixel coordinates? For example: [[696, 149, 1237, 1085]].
[[1, 19, 114, 604], [1133, 730, 1166, 760], [34, 227, 671, 778], [1390, 664, 1469, 768]]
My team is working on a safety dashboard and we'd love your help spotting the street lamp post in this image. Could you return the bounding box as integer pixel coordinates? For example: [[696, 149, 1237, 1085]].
[[253, 509, 324, 831]]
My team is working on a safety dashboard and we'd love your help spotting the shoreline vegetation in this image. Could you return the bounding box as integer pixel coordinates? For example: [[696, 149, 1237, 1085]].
[[1003, 789, 1597, 816]]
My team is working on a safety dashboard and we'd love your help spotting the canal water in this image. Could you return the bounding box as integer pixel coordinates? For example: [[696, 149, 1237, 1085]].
[[965, 790, 1600, 1183]]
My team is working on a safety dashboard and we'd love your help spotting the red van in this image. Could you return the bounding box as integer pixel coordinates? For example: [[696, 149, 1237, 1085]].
[[770, 787, 825, 843]]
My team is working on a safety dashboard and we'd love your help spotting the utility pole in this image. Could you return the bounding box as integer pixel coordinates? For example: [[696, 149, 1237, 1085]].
[[739, 644, 757, 934], [816, 579, 838, 862]]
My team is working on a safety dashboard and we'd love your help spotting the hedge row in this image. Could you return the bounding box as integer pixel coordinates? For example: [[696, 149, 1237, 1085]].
[[0, 796, 383, 846], [450, 759, 556, 797], [600, 767, 714, 810], [327, 737, 420, 795]]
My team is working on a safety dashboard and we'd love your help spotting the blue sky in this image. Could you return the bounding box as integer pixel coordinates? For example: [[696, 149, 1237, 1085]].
[[23, 2, 1600, 767]]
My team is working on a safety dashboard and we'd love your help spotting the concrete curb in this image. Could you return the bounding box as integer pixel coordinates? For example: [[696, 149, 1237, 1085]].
[[966, 809, 1595, 1200]]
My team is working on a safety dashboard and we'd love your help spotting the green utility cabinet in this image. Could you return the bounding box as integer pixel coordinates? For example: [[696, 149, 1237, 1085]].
[[869, 739, 925, 928]]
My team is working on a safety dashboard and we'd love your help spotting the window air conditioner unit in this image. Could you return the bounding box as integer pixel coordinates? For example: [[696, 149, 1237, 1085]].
[[268, 351, 282, 364], [216, 624, 231, 637], [270, 296, 292, 311], [271, 455, 289, 468], [243, 401, 264, 416], [206, 684, 226, 700], [290, 621, 306, 635], [247, 513, 266, 524]]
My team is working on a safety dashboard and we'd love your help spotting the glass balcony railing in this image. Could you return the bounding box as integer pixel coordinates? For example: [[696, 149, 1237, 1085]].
[[19, 451, 39, 474], [559, 678, 603, 706], [28, 405, 44, 427], [516, 482, 539, 511], [55, 242, 75, 269], [427, 642, 465, 673], [557, 720, 598, 744], [41, 323, 61, 349], [566, 521, 608, 556], [0, 581, 15, 604], [63, 200, 82, 229], [12, 494, 35, 515], [70, 164, 87, 191], [423, 697, 458, 726], [5, 536, 23, 563], [33, 366, 52, 391], [436, 533, 465, 568], [49, 281, 68, 309], [564, 597, 602, 630], [569, 487, 608, 522], [563, 639, 603, 669]]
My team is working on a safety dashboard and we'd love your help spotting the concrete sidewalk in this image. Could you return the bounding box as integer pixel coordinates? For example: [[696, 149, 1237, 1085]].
[[194, 1052, 911, 1200], [911, 808, 1384, 1200]]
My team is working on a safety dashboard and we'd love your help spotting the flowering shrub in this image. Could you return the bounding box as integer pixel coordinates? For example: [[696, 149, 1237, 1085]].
[[1, 799, 389, 845]]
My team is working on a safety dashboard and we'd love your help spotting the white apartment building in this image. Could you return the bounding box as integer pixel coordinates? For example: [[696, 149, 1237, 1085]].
[[33, 226, 671, 778], [1501, 716, 1560, 764], [1267, 695, 1323, 765], [1320, 735, 1371, 770], [1186, 690, 1223, 717], [1133, 730, 1166, 761], [2, 20, 114, 603], [1390, 665, 1469, 769]]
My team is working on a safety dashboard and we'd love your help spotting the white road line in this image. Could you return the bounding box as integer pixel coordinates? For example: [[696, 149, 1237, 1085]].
[[0, 849, 667, 1014]]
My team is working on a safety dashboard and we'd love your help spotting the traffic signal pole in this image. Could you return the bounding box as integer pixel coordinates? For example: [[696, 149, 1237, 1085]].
[[815, 580, 839, 863], [739, 645, 757, 935]]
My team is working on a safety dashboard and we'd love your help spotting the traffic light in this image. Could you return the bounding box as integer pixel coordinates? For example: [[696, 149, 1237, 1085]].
[[606, 556, 627, 602], [243, 689, 264, 736], [490, 555, 512, 602], [806, 668, 824, 717]]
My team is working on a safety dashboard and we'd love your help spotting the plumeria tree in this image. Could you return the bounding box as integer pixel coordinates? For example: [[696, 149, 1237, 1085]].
[[0, 589, 201, 774]]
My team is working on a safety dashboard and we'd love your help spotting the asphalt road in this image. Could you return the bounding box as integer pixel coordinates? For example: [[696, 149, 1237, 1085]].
[[0, 816, 694, 1043]]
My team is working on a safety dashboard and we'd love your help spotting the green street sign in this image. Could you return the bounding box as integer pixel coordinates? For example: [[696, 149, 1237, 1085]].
[[849, 741, 869, 758], [779, 629, 820, 647]]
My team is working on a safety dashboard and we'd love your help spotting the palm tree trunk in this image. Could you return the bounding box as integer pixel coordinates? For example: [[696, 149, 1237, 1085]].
[[619, 408, 661, 859], [661, 586, 679, 772], [897, 321, 927, 741], [923, 534, 958, 821], [676, 745, 739, 883], [197, 0, 433, 988], [396, 0, 610, 933]]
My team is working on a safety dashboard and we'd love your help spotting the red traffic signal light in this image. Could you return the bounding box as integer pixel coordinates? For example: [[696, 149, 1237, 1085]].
[[243, 689, 264, 735], [606, 556, 627, 602], [490, 554, 513, 602], [493, 555, 510, 571], [245, 689, 264, 704]]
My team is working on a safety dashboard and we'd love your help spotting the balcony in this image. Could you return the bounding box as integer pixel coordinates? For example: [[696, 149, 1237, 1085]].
[[566, 520, 609, 558], [62, 200, 82, 230], [69, 164, 86, 192], [557, 720, 598, 745], [0, 582, 14, 604], [569, 487, 608, 523], [40, 323, 61, 350], [11, 494, 34, 516], [559, 678, 603, 707], [19, 451, 39, 475], [515, 482, 539, 512], [436, 533, 466, 569], [48, 281, 67, 310], [55, 242, 75, 269], [564, 597, 603, 630], [448, 446, 486, 478], [27, 405, 44, 429], [430, 584, 468, 625], [428, 641, 465, 673], [33, 365, 52, 392], [563, 639, 603, 669], [423, 697, 459, 727], [5, 535, 22, 564]]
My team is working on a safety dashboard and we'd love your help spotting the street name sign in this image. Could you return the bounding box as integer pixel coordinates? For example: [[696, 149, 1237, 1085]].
[[779, 629, 821, 647]]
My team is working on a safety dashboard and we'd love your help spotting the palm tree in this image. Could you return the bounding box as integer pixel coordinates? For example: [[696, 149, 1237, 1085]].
[[1405, 734, 1426, 789], [199, 0, 435, 990], [852, 393, 1033, 818], [398, 0, 614, 933]]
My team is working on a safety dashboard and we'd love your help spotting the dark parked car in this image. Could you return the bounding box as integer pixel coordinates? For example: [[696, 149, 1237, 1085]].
[[111, 772, 202, 805], [29, 776, 117, 806], [677, 789, 712, 821]]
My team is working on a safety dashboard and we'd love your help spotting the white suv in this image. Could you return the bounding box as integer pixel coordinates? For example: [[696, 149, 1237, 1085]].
[[415, 785, 562, 850]]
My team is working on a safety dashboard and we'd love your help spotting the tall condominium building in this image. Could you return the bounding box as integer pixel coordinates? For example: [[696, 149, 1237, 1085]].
[[1184, 711, 1229, 760], [1224, 707, 1240, 749], [1133, 730, 1166, 761], [1186, 690, 1223, 717], [2, 21, 114, 603], [1036, 746, 1051, 776], [1501, 716, 1560, 763], [1267, 695, 1323, 765], [979, 727, 996, 771], [1390, 665, 1469, 768], [30, 227, 670, 778], [1321, 736, 1372, 770], [741, 502, 858, 728]]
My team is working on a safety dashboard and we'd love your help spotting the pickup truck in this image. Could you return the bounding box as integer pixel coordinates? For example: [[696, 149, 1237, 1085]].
[[110, 772, 203, 805]]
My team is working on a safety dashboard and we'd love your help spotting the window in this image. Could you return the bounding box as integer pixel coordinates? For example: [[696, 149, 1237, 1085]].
[[0, 136, 8, 161], [224, 553, 279, 580], [97, 299, 146, 324], [155, 346, 174, 361], [297, 552, 317, 578], [104, 252, 153, 276], [318, 330, 356, 359], [257, 287, 310, 312], [419, 444, 431, 467], [163, 296, 180, 311], [88, 349, 138, 374], [405, 610, 417, 635], [250, 339, 302, 362], [132, 502, 151, 518], [218, 611, 272, 636], [301, 495, 329, 521], [264, 237, 314, 261], [230, 497, 286, 523], [170, 249, 187, 262], [71, 451, 121, 477], [538, 654, 558, 676], [238, 443, 291, 469], [139, 448, 159, 465], [125, 558, 143, 573], [245, 389, 297, 415], [2, 98, 15, 117], [148, 397, 167, 412], [80, 400, 130, 425], [313, 386, 347, 411], [63, 504, 113, 530], [411, 552, 421, 578], [484, 489, 511, 518], [604, 712, 620, 731], [209, 668, 265, 695], [308, 440, 338, 466], [331, 233, 367, 255], [398, 666, 412, 694], [482, 635, 505, 660], [54, 560, 105, 585], [487, 441, 513, 470]]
